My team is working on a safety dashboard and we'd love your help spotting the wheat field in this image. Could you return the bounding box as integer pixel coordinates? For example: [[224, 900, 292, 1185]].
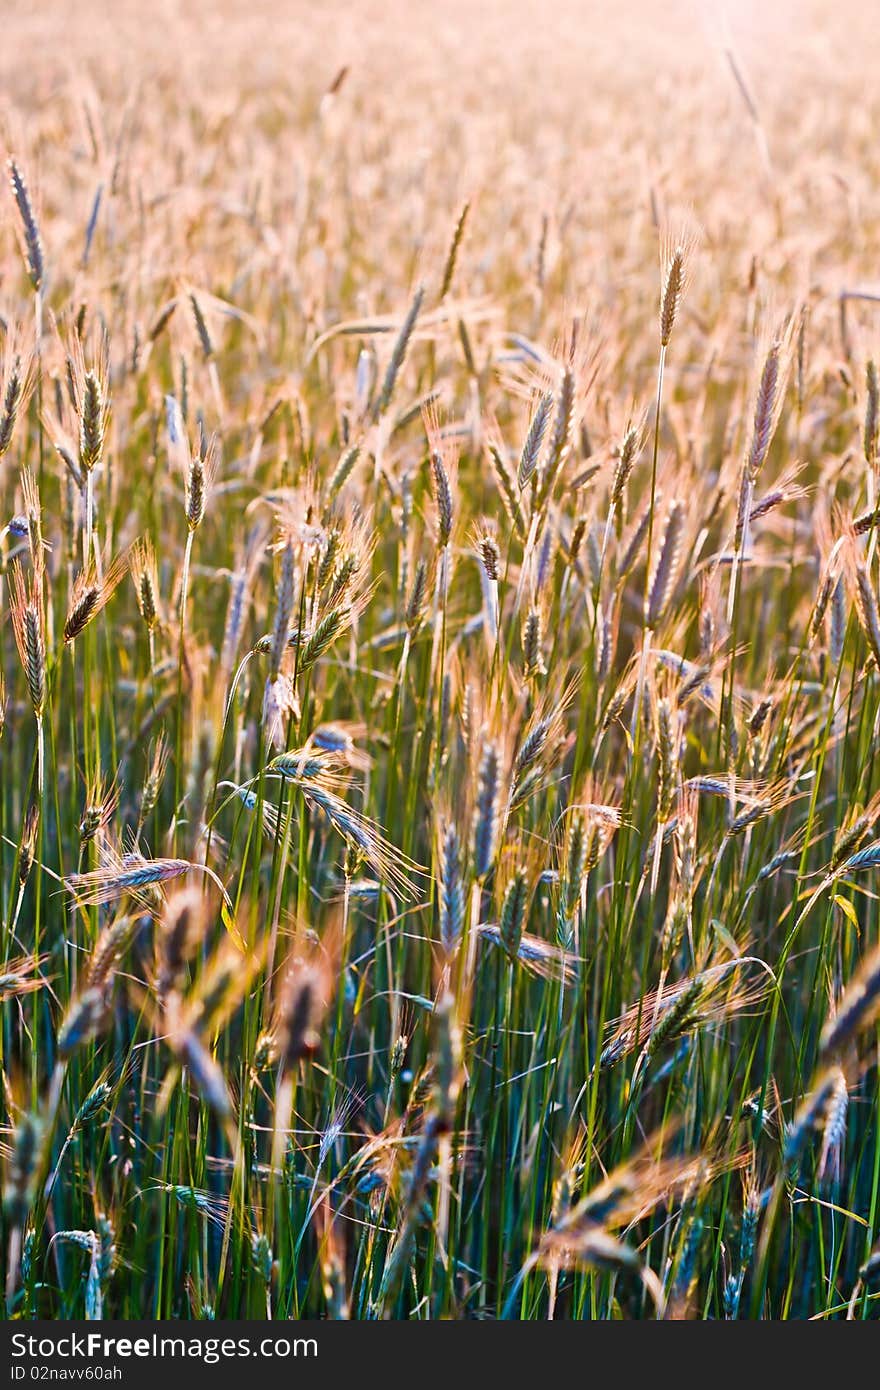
[[2, 0, 880, 1321]]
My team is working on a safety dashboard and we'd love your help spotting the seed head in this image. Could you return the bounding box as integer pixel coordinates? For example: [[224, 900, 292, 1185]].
[[7, 158, 44, 292]]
